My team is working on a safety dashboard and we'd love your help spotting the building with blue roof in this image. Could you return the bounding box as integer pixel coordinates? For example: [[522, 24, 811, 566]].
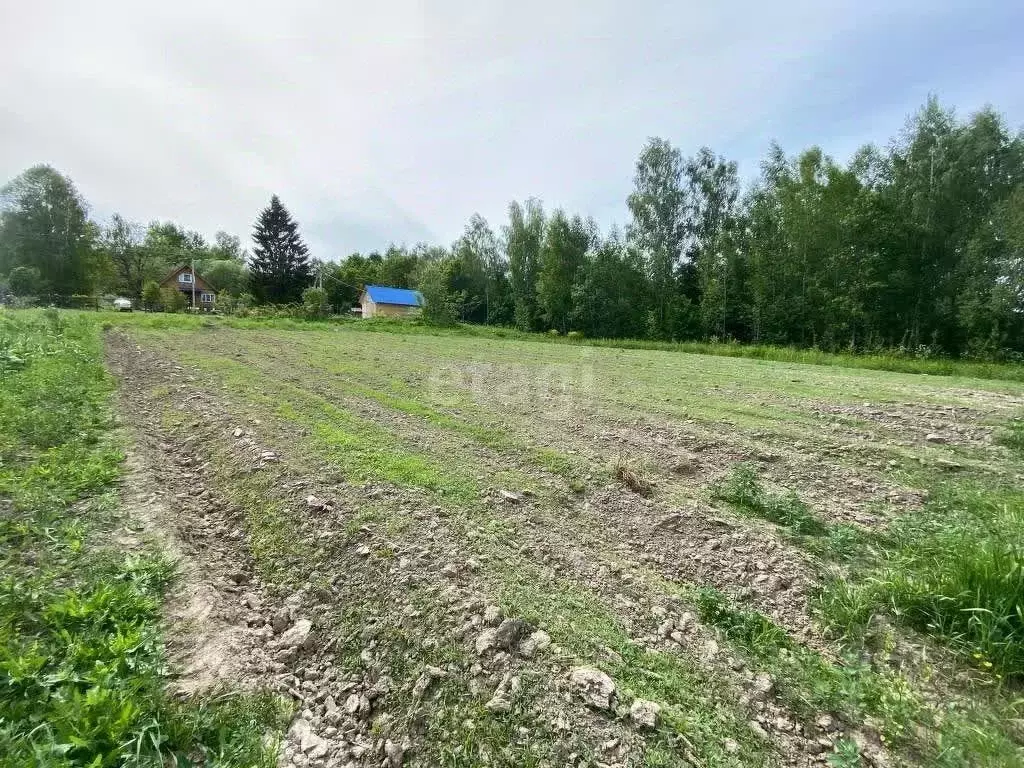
[[359, 284, 424, 318]]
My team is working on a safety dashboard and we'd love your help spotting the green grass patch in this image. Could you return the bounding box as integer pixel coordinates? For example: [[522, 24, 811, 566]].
[[0, 309, 285, 767], [693, 588, 912, 724], [193, 329, 588, 487], [995, 419, 1024, 455], [178, 351, 481, 502], [691, 587, 1022, 766], [818, 481, 1024, 681], [712, 463, 828, 537]]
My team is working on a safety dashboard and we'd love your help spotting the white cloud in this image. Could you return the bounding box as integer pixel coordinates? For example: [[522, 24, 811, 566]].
[[2, 0, 1021, 256]]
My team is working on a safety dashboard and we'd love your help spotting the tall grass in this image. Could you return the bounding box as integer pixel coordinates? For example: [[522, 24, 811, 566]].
[[0, 309, 285, 767], [820, 481, 1024, 681], [691, 586, 1022, 765], [711, 456, 1024, 681], [995, 419, 1024, 455]]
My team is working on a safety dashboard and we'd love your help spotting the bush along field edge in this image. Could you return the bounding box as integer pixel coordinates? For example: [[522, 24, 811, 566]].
[[0, 308, 288, 767]]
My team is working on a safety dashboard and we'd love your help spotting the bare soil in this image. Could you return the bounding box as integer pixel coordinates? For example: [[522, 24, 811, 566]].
[[102, 325, 1024, 768]]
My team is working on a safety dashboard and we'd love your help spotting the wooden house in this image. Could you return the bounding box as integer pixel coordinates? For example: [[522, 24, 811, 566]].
[[160, 265, 216, 310]]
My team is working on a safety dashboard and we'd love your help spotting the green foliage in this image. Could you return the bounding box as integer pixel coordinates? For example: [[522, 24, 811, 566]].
[[231, 292, 257, 317], [688, 149, 745, 339], [140, 280, 162, 311], [712, 463, 827, 536], [159, 287, 186, 313], [0, 309, 284, 767], [209, 230, 246, 262], [627, 138, 686, 339], [300, 286, 328, 318], [98, 214, 148, 298], [200, 258, 248, 295], [505, 199, 545, 331], [7, 265, 41, 296], [818, 480, 1024, 680], [417, 260, 460, 326], [0, 166, 95, 296], [451, 214, 499, 324], [249, 195, 311, 304], [827, 738, 863, 767], [537, 210, 590, 333]]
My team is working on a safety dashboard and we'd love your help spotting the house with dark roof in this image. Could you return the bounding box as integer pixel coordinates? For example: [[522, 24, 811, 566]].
[[359, 285, 423, 318], [159, 265, 216, 310]]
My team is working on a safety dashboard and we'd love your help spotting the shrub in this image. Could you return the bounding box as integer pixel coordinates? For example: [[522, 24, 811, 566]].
[[160, 287, 186, 313], [301, 287, 329, 319], [141, 280, 162, 311], [7, 265, 41, 296], [233, 293, 256, 317]]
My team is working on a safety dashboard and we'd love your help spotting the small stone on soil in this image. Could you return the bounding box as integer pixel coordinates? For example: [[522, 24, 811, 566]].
[[482, 605, 502, 626], [494, 618, 533, 650], [475, 628, 498, 655], [277, 619, 313, 650], [568, 666, 616, 710], [518, 629, 551, 658], [629, 698, 662, 729]]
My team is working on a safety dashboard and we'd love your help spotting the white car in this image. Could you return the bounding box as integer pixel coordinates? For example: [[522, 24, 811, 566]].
[[113, 297, 132, 312]]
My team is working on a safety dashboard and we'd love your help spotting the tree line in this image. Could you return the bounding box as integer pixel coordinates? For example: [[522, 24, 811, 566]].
[[322, 97, 1024, 359], [2, 96, 1022, 357], [0, 172, 316, 310]]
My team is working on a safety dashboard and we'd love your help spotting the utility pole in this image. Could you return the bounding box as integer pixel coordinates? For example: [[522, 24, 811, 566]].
[[191, 257, 196, 310]]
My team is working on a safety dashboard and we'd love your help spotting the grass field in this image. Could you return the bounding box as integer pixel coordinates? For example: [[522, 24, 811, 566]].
[[0, 310, 286, 767], [5, 308, 1024, 767]]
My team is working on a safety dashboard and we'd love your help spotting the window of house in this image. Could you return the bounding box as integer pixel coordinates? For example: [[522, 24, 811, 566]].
[[178, 272, 193, 284], [200, 292, 214, 303]]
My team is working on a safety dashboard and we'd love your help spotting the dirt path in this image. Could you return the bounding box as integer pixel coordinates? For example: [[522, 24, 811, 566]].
[[114, 450, 256, 694]]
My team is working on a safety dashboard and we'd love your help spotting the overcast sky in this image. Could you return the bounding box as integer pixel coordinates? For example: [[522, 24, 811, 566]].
[[2, 1, 1022, 259]]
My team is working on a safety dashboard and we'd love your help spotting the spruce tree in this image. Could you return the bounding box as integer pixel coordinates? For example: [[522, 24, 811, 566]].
[[249, 195, 311, 303]]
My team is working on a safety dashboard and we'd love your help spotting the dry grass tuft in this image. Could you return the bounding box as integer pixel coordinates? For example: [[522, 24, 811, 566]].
[[612, 457, 654, 497]]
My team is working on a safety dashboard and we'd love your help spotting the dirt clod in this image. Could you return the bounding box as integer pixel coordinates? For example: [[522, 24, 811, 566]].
[[569, 667, 616, 710]]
